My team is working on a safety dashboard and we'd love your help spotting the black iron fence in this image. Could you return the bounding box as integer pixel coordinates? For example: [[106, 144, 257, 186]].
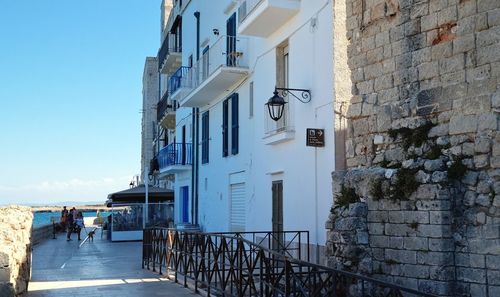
[[157, 92, 176, 122], [143, 228, 437, 297]]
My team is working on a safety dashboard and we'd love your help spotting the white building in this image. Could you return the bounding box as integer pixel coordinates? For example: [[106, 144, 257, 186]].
[[153, 0, 334, 263]]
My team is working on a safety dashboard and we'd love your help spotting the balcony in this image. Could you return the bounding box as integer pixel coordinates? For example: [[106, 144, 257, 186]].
[[157, 143, 192, 175], [168, 66, 190, 102], [177, 36, 249, 107], [158, 33, 182, 74], [238, 0, 300, 37], [157, 92, 177, 130]]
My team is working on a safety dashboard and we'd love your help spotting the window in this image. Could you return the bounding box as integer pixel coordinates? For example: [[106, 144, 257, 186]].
[[226, 13, 237, 66], [222, 93, 239, 157], [202, 46, 209, 80], [201, 111, 209, 164], [265, 41, 290, 135], [277, 43, 289, 131]]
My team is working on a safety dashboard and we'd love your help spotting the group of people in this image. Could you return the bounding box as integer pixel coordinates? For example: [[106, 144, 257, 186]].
[[60, 206, 85, 241]]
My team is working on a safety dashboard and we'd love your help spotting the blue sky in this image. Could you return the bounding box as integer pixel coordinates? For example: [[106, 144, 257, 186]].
[[0, 0, 160, 205]]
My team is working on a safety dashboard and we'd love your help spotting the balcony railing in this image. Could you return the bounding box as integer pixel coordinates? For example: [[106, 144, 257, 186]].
[[157, 92, 177, 122], [169, 66, 190, 95], [143, 228, 439, 297], [157, 142, 192, 171], [178, 35, 249, 106], [158, 33, 182, 73]]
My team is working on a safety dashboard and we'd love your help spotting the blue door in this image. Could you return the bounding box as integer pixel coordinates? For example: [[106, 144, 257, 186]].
[[181, 186, 189, 223]]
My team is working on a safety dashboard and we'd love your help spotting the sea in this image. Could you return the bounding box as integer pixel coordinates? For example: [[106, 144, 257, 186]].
[[33, 211, 111, 226]]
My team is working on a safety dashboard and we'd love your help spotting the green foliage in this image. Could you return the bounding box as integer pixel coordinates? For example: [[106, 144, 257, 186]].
[[425, 143, 451, 160], [390, 168, 420, 200], [385, 259, 400, 265], [380, 159, 390, 168], [448, 157, 467, 180], [388, 122, 436, 149], [334, 186, 360, 209], [425, 144, 442, 160], [379, 159, 402, 169], [370, 179, 385, 201]]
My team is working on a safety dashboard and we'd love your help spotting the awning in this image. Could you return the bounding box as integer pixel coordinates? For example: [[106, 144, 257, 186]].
[[106, 184, 174, 207]]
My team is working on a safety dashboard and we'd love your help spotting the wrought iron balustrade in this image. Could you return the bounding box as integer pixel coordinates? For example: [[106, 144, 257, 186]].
[[157, 143, 192, 170], [157, 92, 177, 122], [158, 33, 181, 71], [169, 66, 190, 95], [143, 228, 437, 297]]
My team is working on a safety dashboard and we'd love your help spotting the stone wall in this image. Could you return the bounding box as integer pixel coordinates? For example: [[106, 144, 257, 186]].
[[0, 206, 33, 297], [327, 0, 500, 296], [32, 224, 54, 245]]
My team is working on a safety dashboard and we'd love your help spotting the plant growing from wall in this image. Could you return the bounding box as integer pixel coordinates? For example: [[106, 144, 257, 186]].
[[370, 179, 385, 201], [447, 156, 467, 181], [425, 143, 450, 160], [390, 168, 420, 200], [333, 185, 360, 209], [388, 121, 436, 149]]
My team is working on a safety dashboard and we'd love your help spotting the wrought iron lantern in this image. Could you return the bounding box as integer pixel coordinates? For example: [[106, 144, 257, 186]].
[[265, 87, 311, 121]]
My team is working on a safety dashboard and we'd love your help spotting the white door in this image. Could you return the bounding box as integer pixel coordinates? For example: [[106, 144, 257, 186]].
[[230, 183, 246, 232]]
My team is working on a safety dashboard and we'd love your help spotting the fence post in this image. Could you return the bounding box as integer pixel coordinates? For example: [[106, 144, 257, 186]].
[[284, 258, 291, 296]]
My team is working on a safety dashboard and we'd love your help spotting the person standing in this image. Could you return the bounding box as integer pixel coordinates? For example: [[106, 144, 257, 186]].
[[60, 206, 68, 229], [66, 208, 75, 241], [75, 212, 85, 241]]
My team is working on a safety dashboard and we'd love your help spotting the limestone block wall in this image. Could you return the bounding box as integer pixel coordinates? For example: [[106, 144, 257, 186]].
[[31, 224, 54, 246], [327, 0, 500, 296], [0, 206, 33, 297]]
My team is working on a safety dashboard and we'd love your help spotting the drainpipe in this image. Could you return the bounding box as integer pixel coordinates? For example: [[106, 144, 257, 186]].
[[191, 109, 196, 224], [192, 11, 201, 226], [195, 108, 199, 225], [194, 11, 200, 60]]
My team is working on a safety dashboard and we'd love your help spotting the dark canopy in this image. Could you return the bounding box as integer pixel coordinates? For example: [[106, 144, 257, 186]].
[[106, 184, 174, 207]]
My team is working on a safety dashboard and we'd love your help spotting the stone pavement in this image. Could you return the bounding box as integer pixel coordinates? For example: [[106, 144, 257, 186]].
[[28, 228, 199, 297]]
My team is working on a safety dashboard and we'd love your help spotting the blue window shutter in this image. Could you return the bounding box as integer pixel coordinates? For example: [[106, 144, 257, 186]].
[[231, 93, 239, 155], [222, 99, 229, 157], [201, 111, 209, 164]]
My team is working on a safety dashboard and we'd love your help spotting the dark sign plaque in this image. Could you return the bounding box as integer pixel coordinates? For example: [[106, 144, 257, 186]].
[[306, 128, 325, 147]]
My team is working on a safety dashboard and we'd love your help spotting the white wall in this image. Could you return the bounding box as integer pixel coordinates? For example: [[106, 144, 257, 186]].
[[171, 0, 334, 248]]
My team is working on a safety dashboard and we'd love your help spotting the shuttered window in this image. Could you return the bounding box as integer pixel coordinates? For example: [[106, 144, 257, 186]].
[[231, 93, 239, 155], [201, 111, 209, 164], [222, 93, 239, 157], [230, 183, 245, 232], [222, 99, 229, 157]]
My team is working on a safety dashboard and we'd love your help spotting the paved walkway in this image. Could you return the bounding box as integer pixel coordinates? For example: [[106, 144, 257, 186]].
[[28, 228, 199, 297]]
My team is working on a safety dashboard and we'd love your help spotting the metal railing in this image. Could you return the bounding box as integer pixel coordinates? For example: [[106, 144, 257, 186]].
[[157, 143, 192, 170], [169, 66, 191, 95], [158, 33, 182, 71], [143, 228, 437, 297], [157, 92, 177, 122], [181, 35, 248, 93]]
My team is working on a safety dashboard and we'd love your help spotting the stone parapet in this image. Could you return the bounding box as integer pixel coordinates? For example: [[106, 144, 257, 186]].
[[32, 224, 54, 245], [0, 206, 33, 297]]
